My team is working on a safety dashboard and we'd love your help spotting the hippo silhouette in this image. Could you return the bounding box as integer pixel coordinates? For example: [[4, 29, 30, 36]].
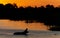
[[14, 28, 29, 35]]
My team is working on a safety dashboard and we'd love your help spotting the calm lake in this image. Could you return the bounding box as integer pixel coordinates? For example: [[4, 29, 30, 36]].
[[0, 30, 60, 38]]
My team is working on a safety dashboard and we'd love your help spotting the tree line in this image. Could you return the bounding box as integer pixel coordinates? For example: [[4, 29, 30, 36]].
[[0, 3, 60, 31]]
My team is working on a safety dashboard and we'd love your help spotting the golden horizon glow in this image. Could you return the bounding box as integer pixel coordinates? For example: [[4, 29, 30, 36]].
[[0, 0, 60, 7], [0, 20, 49, 31]]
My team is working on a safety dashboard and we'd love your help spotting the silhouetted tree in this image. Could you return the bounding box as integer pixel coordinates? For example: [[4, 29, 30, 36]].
[[0, 3, 60, 31]]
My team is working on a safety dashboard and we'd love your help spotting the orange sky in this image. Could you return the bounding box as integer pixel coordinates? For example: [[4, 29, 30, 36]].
[[0, 0, 60, 7], [0, 20, 49, 30]]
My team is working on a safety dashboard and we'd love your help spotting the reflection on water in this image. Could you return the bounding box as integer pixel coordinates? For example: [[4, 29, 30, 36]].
[[0, 31, 60, 38], [0, 20, 49, 30]]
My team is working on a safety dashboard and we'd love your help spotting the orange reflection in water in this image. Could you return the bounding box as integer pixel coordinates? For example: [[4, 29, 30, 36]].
[[0, 20, 49, 31]]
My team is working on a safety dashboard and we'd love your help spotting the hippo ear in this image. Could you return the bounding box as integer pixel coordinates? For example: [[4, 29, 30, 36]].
[[26, 28, 28, 30]]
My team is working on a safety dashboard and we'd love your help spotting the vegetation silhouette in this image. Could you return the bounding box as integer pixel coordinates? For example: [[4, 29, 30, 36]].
[[0, 3, 60, 31]]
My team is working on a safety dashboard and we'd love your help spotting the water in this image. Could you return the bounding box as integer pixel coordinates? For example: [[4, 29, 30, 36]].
[[0, 30, 60, 38]]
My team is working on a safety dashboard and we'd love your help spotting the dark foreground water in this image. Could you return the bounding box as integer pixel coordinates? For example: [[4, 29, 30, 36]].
[[0, 30, 60, 38]]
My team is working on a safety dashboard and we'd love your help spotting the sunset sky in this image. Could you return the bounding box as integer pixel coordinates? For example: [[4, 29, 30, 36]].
[[0, 0, 59, 30], [0, 0, 60, 7]]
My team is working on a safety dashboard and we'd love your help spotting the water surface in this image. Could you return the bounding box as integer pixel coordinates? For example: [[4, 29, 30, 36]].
[[0, 30, 60, 38]]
